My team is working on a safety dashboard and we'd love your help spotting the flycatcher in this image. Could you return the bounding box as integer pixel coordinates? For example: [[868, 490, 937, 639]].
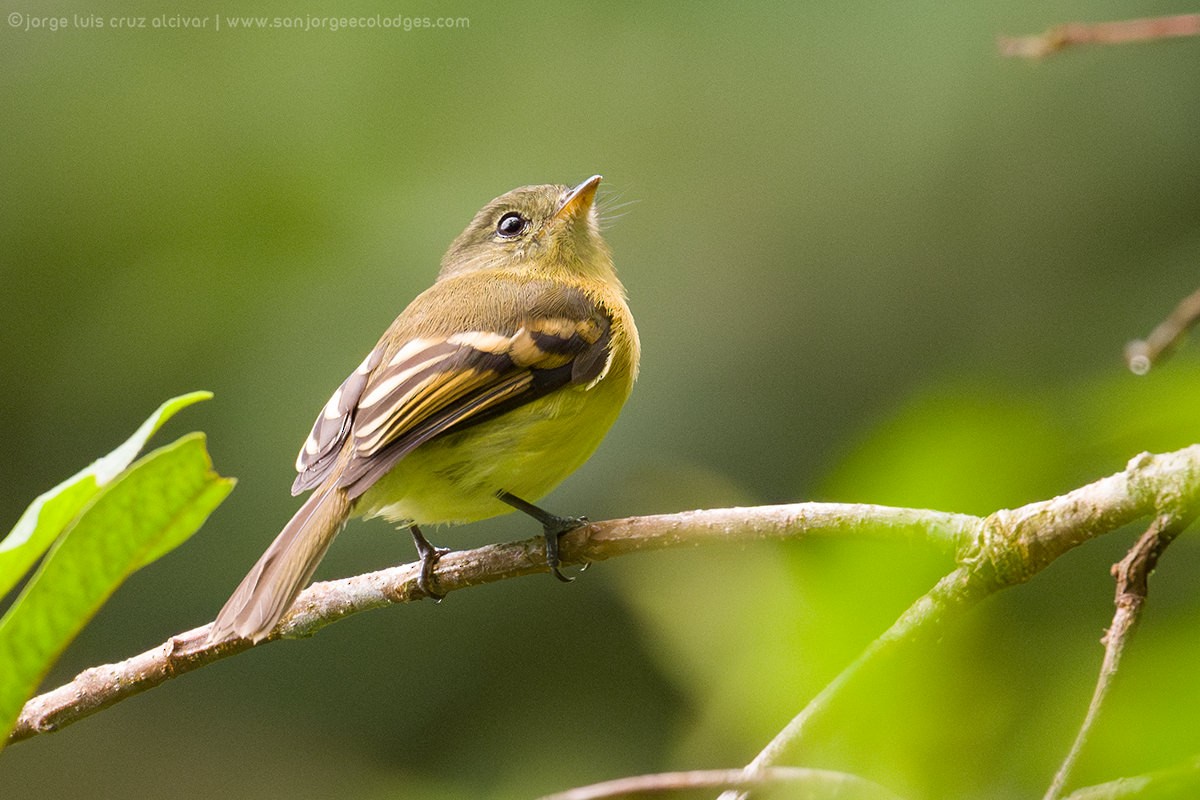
[[209, 175, 639, 643]]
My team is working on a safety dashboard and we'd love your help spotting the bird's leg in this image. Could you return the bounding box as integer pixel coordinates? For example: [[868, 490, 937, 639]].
[[408, 524, 450, 599], [496, 491, 587, 582]]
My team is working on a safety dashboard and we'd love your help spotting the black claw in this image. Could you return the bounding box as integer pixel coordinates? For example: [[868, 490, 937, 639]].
[[409, 525, 450, 600], [496, 491, 589, 581], [417, 555, 449, 601], [542, 513, 586, 579]]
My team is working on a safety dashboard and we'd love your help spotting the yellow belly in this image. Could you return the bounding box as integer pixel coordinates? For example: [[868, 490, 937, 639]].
[[355, 372, 629, 526]]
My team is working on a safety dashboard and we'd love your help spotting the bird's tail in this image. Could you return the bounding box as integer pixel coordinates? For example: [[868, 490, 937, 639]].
[[208, 488, 351, 644]]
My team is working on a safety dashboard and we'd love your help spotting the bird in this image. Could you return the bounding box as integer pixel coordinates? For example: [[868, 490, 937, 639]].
[[208, 175, 639, 643]]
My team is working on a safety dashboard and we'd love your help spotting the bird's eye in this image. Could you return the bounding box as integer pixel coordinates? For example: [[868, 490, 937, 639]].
[[496, 211, 529, 238]]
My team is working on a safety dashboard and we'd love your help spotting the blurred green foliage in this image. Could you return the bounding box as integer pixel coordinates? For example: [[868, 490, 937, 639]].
[[0, 395, 232, 747], [3, 1, 1200, 798], [0, 392, 214, 597]]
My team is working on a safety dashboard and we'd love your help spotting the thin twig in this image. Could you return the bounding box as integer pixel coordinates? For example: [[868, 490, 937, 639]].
[[999, 13, 1200, 59], [10, 446, 1200, 751], [8, 503, 975, 745], [716, 447, 1200, 800], [718, 564, 985, 800], [537, 766, 901, 800], [1062, 753, 1200, 799], [1043, 511, 1193, 799], [1124, 287, 1200, 374]]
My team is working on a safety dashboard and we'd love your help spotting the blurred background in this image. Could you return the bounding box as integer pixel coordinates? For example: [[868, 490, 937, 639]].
[[4, 1, 1200, 797]]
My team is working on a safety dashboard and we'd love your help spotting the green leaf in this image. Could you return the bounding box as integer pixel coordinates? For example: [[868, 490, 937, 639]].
[[0, 433, 234, 749], [0, 391, 212, 600]]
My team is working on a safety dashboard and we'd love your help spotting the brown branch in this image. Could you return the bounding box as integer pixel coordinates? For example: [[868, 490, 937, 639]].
[[1043, 511, 1193, 800], [716, 447, 1200, 800], [999, 13, 1200, 59], [1124, 287, 1200, 374], [11, 446, 1200, 752], [536, 767, 901, 800], [7, 503, 975, 745]]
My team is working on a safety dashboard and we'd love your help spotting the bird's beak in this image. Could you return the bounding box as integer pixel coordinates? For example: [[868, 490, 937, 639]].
[[553, 174, 602, 222]]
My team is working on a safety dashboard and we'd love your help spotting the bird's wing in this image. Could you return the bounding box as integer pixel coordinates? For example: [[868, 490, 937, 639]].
[[292, 281, 613, 498]]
